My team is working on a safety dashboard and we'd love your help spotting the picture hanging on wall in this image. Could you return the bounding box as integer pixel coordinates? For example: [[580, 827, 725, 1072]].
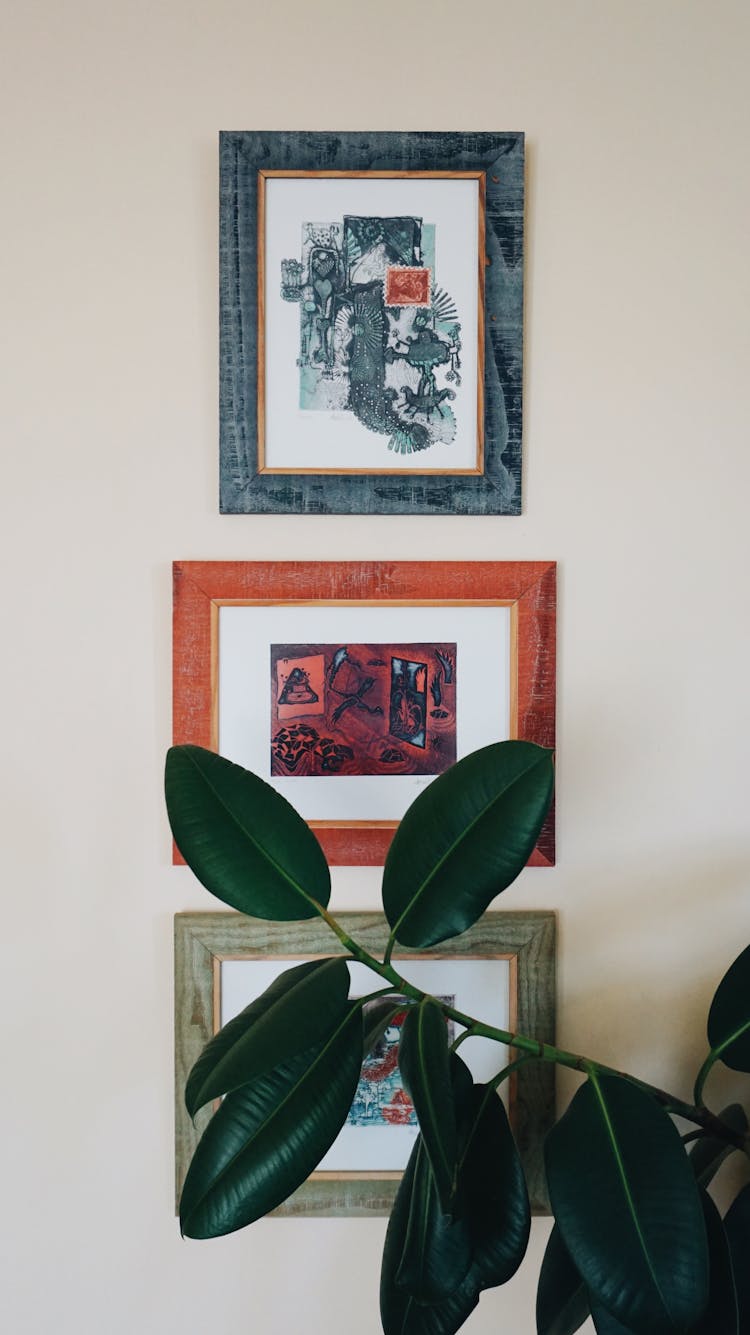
[[219, 131, 525, 515], [172, 559, 556, 865], [174, 910, 556, 1216]]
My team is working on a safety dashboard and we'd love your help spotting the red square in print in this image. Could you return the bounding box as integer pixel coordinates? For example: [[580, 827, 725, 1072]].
[[385, 266, 431, 307]]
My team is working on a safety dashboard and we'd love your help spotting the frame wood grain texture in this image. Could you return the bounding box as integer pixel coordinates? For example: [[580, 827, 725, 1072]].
[[220, 130, 524, 515], [174, 911, 556, 1216], [172, 559, 556, 866]]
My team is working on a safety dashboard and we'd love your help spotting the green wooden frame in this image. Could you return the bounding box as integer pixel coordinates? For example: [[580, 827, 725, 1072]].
[[174, 910, 556, 1216]]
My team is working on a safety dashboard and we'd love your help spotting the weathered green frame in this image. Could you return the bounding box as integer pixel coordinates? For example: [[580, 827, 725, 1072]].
[[174, 910, 556, 1216]]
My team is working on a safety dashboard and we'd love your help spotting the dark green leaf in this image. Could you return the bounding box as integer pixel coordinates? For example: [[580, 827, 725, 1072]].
[[399, 999, 458, 1211], [179, 1003, 362, 1237], [688, 1104, 749, 1188], [589, 1303, 637, 1333], [449, 1051, 475, 1110], [591, 1191, 741, 1335], [545, 1073, 709, 1334], [382, 741, 554, 948], [707, 945, 750, 1072], [395, 1139, 473, 1304], [185, 957, 350, 1116], [723, 1184, 750, 1332], [690, 1190, 738, 1335], [456, 1083, 530, 1289], [536, 1225, 590, 1335], [165, 745, 330, 919], [363, 997, 408, 1059], [381, 1143, 479, 1335]]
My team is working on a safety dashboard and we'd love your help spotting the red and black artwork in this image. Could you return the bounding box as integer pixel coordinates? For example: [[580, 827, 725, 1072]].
[[270, 642, 457, 777]]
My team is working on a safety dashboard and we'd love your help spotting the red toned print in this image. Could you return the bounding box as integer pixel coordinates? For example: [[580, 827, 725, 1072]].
[[385, 266, 431, 307], [270, 642, 456, 778], [275, 653, 325, 720]]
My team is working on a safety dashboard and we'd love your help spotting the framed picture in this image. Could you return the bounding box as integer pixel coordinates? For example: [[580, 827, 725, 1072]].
[[174, 911, 556, 1215], [220, 130, 524, 515], [172, 560, 556, 866]]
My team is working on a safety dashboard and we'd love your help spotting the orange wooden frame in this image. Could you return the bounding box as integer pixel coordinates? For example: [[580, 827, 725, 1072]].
[[172, 561, 556, 866]]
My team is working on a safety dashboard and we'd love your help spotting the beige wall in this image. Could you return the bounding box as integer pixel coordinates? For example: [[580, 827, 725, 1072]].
[[3, 2, 749, 1331]]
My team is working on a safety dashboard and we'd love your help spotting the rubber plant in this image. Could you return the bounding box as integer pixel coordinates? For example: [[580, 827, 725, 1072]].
[[165, 740, 750, 1335]]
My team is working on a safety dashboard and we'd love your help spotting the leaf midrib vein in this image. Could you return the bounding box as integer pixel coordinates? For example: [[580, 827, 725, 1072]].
[[589, 1071, 672, 1324], [711, 1016, 750, 1063], [391, 755, 546, 941], [183, 1006, 357, 1228], [191, 959, 343, 1110], [184, 750, 321, 911]]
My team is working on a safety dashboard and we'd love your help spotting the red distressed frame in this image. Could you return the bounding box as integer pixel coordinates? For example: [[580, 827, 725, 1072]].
[[172, 561, 556, 866]]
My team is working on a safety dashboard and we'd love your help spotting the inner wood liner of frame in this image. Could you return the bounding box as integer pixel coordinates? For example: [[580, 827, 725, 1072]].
[[256, 169, 486, 477], [210, 946, 519, 1182], [209, 595, 519, 828]]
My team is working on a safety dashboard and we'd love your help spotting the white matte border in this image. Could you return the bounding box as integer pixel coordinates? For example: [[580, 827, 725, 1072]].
[[218, 603, 511, 821], [264, 176, 479, 472]]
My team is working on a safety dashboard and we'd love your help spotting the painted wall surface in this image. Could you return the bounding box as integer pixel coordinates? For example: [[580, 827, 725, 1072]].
[[2, 2, 749, 1331]]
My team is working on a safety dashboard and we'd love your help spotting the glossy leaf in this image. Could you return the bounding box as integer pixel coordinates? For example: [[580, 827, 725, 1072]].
[[591, 1193, 739, 1335], [382, 741, 554, 947], [707, 945, 750, 1072], [363, 997, 408, 1059], [381, 1141, 479, 1335], [185, 957, 350, 1116], [179, 1003, 362, 1237], [456, 1083, 530, 1289], [399, 999, 458, 1211], [536, 1224, 590, 1335], [589, 1303, 638, 1333], [691, 1190, 738, 1335], [545, 1073, 709, 1334], [723, 1184, 750, 1332], [688, 1103, 748, 1188], [165, 744, 330, 919], [449, 1051, 475, 1110], [395, 1139, 473, 1304]]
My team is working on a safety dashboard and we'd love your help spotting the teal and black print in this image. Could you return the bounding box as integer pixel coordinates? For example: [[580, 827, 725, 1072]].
[[281, 214, 462, 455]]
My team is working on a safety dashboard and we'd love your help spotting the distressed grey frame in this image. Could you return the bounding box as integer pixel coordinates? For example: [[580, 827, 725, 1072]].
[[220, 130, 524, 514], [174, 910, 555, 1216]]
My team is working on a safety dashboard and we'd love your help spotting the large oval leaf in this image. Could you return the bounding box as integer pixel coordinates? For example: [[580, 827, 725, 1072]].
[[381, 1142, 479, 1335], [590, 1192, 739, 1335], [165, 744, 330, 918], [185, 957, 350, 1115], [545, 1073, 709, 1335], [179, 1003, 362, 1237], [688, 1103, 749, 1188], [399, 999, 458, 1211], [382, 741, 554, 947], [536, 1225, 590, 1335], [456, 1083, 530, 1289], [691, 1190, 738, 1335], [707, 945, 750, 1072], [395, 1139, 473, 1304], [723, 1184, 750, 1332]]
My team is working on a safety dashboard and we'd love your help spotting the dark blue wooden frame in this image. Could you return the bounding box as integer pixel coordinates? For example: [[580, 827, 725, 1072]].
[[219, 131, 524, 515]]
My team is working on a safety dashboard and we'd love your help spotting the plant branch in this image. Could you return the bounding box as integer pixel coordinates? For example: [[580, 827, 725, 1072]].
[[315, 906, 748, 1151]]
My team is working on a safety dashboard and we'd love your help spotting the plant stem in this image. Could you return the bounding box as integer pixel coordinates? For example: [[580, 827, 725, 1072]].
[[315, 904, 748, 1151], [693, 1050, 716, 1108]]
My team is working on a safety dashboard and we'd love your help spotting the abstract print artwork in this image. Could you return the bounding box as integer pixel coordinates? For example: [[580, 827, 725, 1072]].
[[348, 998, 455, 1129], [270, 642, 457, 778], [281, 213, 463, 457]]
